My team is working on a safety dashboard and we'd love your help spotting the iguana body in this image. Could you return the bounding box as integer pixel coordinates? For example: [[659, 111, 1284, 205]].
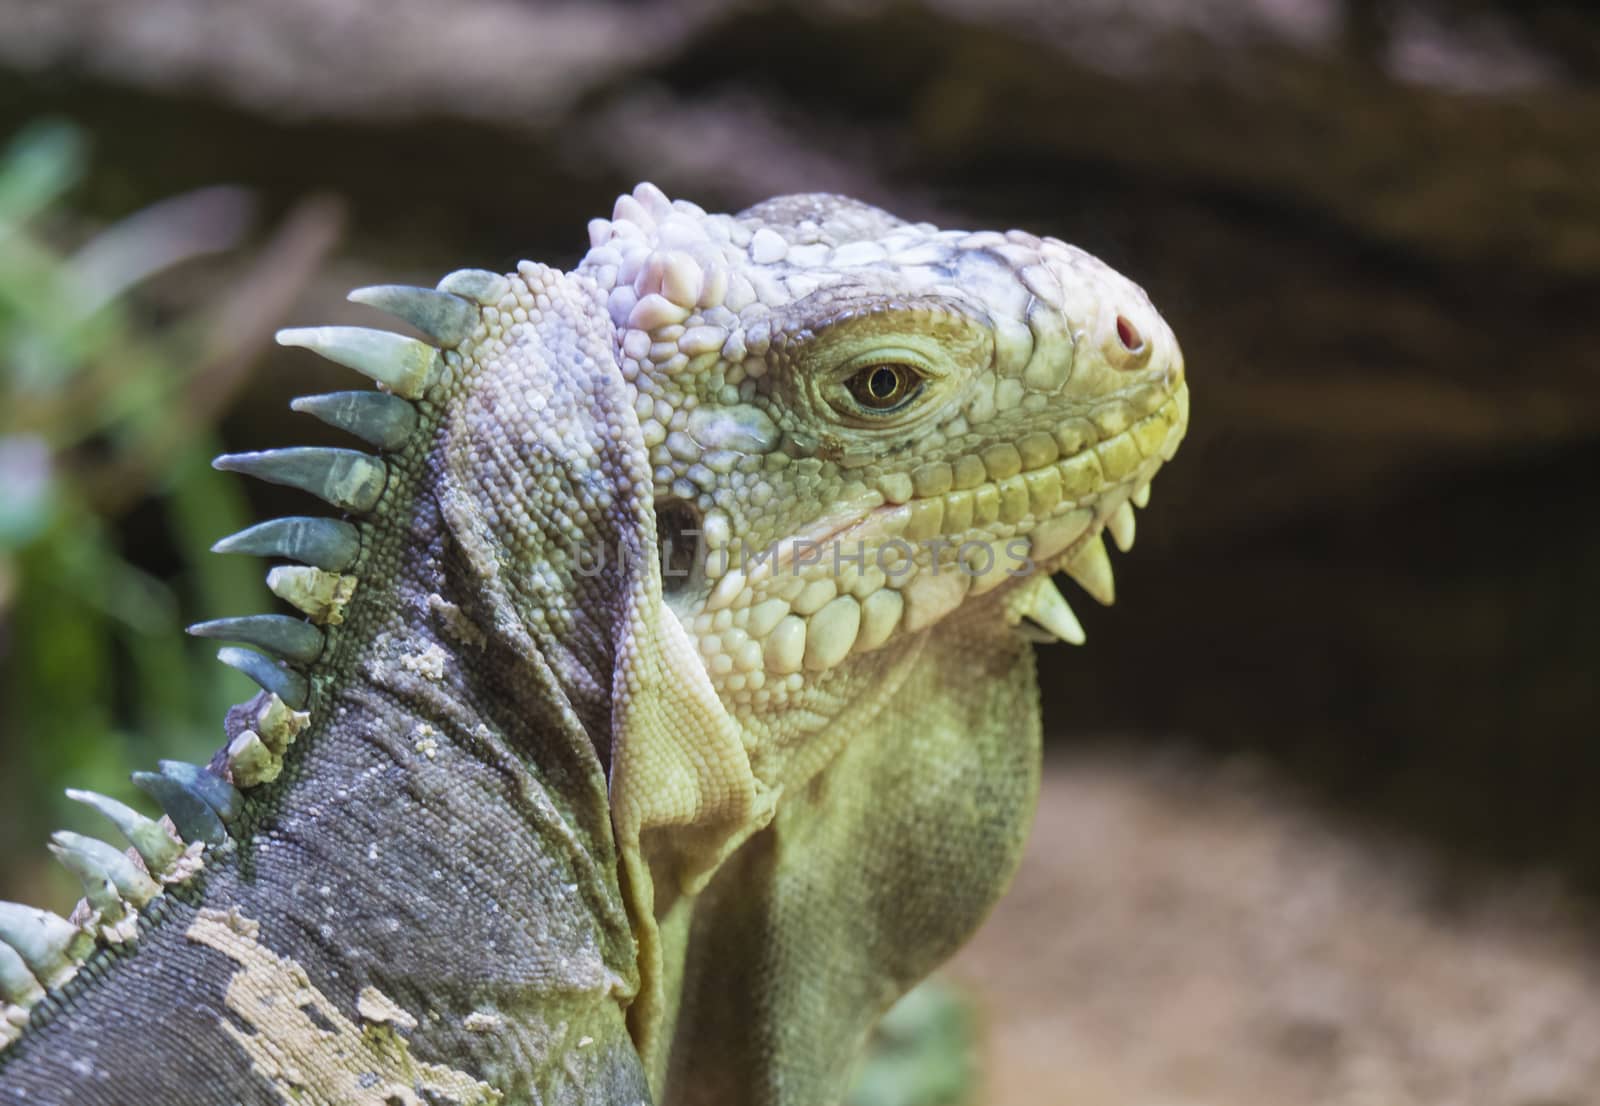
[[0, 185, 1188, 1104]]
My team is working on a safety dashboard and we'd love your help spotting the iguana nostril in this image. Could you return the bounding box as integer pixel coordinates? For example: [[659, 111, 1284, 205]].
[[1107, 313, 1152, 371], [1115, 315, 1143, 353]]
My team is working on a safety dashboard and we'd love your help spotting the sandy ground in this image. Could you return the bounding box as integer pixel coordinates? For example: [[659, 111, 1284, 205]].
[[947, 750, 1600, 1106]]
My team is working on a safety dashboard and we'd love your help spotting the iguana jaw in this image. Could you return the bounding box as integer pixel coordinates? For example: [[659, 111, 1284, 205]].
[[697, 362, 1187, 660]]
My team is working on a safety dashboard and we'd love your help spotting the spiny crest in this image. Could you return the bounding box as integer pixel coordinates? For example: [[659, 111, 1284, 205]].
[[0, 267, 492, 1047]]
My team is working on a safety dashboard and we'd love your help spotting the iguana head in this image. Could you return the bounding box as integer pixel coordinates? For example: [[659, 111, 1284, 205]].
[[579, 185, 1187, 779]]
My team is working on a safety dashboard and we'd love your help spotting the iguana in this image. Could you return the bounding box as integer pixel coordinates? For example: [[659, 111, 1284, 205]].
[[0, 184, 1188, 1105]]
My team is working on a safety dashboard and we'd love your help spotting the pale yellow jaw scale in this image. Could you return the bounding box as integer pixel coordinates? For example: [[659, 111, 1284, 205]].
[[686, 373, 1188, 708]]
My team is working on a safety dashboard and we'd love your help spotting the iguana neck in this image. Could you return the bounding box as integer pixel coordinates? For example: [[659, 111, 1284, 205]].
[[0, 264, 658, 1104], [652, 604, 1041, 1104]]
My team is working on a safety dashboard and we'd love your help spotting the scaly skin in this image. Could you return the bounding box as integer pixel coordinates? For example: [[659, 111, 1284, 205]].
[[0, 185, 1187, 1105]]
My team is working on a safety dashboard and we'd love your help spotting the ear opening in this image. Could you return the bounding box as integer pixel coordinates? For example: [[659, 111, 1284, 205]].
[[655, 498, 703, 599]]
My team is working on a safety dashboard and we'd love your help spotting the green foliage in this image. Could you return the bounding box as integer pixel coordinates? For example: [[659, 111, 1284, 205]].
[[0, 121, 267, 906], [847, 980, 979, 1106]]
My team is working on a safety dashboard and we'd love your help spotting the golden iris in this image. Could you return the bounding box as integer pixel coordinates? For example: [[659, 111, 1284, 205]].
[[846, 363, 922, 412]]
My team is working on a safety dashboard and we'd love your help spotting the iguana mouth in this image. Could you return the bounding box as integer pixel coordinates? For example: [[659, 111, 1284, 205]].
[[842, 366, 1188, 585], [683, 371, 1188, 686], [863, 374, 1187, 556]]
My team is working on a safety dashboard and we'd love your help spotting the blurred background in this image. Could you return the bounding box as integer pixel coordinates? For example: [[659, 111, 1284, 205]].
[[0, 1, 1597, 1102]]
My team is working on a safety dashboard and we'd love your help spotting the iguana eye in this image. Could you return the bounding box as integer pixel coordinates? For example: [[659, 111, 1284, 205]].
[[845, 362, 924, 413]]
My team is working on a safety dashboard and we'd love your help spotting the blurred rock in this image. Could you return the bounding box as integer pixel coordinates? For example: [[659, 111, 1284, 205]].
[[952, 751, 1600, 1106]]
